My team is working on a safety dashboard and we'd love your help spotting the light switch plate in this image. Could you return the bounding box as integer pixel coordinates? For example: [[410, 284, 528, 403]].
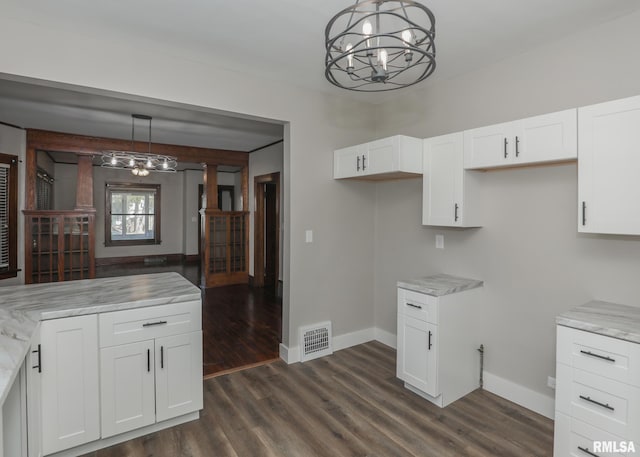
[[305, 230, 313, 243], [435, 234, 444, 249]]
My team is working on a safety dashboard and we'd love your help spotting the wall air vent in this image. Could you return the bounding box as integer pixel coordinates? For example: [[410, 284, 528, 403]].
[[299, 321, 333, 362]]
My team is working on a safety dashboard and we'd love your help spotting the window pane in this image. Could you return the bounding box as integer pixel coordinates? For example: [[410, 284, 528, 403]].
[[111, 215, 123, 237], [148, 194, 154, 212], [111, 194, 123, 214], [126, 194, 147, 215]]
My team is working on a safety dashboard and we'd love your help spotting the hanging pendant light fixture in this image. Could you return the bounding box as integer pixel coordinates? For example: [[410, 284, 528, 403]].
[[325, 0, 436, 92], [101, 114, 177, 176]]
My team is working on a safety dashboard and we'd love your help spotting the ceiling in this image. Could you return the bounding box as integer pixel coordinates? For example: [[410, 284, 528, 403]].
[[2, 0, 640, 151]]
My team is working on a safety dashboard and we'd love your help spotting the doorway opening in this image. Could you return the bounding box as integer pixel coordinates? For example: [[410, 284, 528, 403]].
[[254, 172, 280, 290]]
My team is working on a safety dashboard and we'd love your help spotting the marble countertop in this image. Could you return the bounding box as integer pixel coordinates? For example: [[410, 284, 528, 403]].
[[0, 272, 200, 405], [557, 300, 640, 344], [397, 274, 483, 296]]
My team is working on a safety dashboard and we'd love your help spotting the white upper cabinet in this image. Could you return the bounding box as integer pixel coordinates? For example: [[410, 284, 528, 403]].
[[423, 133, 481, 227], [333, 135, 422, 180], [578, 95, 640, 235], [464, 109, 577, 169]]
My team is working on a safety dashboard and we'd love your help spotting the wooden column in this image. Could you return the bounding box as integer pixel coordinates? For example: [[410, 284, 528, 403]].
[[75, 155, 94, 209], [203, 164, 218, 210], [25, 146, 37, 210]]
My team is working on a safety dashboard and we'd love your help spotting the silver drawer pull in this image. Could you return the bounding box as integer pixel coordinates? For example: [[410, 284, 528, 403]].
[[580, 350, 615, 363], [577, 446, 600, 457], [579, 395, 614, 411], [406, 303, 422, 310], [143, 320, 168, 327]]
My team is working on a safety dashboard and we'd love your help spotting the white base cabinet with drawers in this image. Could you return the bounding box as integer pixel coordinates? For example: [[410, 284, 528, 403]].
[[554, 325, 640, 457], [397, 287, 483, 407], [30, 300, 203, 457]]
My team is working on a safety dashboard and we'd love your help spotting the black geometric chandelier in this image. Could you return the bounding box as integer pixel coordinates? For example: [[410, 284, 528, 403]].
[[325, 0, 436, 92], [101, 114, 177, 176]]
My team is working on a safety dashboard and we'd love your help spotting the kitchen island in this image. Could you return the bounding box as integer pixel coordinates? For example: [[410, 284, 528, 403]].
[[0, 272, 202, 457]]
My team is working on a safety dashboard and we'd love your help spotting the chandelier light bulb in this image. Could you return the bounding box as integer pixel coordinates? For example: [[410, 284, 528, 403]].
[[111, 156, 117, 166], [162, 160, 168, 169], [346, 43, 354, 68], [129, 158, 135, 167], [146, 159, 153, 168], [379, 49, 388, 71], [362, 20, 372, 36], [402, 29, 412, 45]]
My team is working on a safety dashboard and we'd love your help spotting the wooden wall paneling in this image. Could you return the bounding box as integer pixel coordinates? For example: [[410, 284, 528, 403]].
[[75, 155, 94, 209], [25, 146, 37, 211]]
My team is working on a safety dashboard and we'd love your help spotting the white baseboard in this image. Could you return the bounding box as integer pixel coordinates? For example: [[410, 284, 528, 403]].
[[333, 327, 375, 351], [374, 328, 396, 349], [483, 371, 555, 419], [279, 342, 299, 364]]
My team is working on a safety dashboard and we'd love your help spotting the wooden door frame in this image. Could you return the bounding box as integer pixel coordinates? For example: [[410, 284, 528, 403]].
[[254, 172, 280, 288]]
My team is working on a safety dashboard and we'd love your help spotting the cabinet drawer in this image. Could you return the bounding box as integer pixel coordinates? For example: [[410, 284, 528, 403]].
[[397, 288, 438, 324], [554, 412, 630, 456], [556, 364, 640, 440], [99, 301, 202, 347], [557, 326, 640, 386]]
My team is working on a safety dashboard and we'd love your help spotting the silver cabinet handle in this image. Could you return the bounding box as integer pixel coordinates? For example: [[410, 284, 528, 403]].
[[515, 136, 520, 157], [454, 203, 459, 222], [577, 446, 600, 457], [579, 395, 614, 411], [357, 156, 361, 171], [580, 350, 615, 363], [503, 138, 508, 158], [143, 320, 167, 327]]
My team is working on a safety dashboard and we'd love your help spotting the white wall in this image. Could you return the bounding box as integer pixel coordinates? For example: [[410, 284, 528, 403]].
[[248, 142, 284, 280], [0, 124, 26, 285], [53, 163, 77, 210], [93, 166, 184, 258], [373, 10, 640, 403], [0, 8, 379, 347]]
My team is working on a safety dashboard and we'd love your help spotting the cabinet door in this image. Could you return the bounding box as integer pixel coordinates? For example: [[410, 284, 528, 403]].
[[100, 340, 156, 438], [516, 109, 577, 165], [423, 133, 463, 226], [27, 336, 42, 457], [155, 332, 203, 422], [40, 315, 99, 455], [463, 121, 514, 169], [333, 144, 366, 179], [366, 137, 398, 175], [397, 314, 438, 397], [578, 95, 640, 235]]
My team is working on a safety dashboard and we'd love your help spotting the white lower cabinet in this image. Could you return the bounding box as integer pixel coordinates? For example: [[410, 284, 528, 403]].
[[396, 286, 482, 407], [33, 300, 202, 456], [100, 331, 203, 438], [555, 325, 640, 456], [100, 340, 156, 438], [40, 315, 100, 455], [99, 302, 203, 440]]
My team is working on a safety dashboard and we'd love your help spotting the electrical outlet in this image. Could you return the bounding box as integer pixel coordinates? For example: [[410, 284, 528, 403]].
[[435, 234, 444, 249], [547, 376, 556, 389]]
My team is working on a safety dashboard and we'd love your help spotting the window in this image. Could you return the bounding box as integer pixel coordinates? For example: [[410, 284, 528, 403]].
[[105, 183, 161, 246], [36, 169, 53, 210], [0, 153, 18, 279]]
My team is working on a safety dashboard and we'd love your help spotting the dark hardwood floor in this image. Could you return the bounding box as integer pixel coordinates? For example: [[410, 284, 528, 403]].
[[96, 261, 282, 377], [202, 284, 281, 377], [82, 342, 554, 457]]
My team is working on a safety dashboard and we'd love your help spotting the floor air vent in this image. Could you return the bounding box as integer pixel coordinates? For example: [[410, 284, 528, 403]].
[[299, 321, 333, 362]]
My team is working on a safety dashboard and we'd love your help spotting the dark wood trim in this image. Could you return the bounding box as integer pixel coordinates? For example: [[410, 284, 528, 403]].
[[25, 146, 37, 211], [0, 153, 18, 280], [249, 139, 284, 153], [75, 155, 94, 208], [184, 254, 200, 263], [253, 172, 280, 288], [104, 182, 161, 247], [26, 129, 249, 167], [203, 165, 218, 210], [95, 253, 183, 266]]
